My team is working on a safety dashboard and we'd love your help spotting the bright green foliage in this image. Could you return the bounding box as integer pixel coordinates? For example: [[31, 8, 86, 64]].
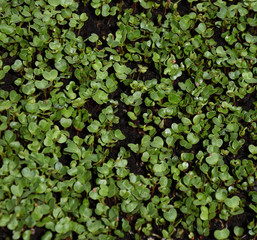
[[214, 229, 230, 240], [0, 0, 257, 239]]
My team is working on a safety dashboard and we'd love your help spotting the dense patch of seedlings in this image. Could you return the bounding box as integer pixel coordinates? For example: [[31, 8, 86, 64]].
[[1, 0, 257, 240]]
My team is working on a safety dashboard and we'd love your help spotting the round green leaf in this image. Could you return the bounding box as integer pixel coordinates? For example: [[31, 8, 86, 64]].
[[153, 162, 168, 174], [25, 102, 39, 113], [214, 229, 230, 240], [215, 189, 227, 201], [11, 185, 23, 197], [60, 118, 72, 128], [196, 22, 206, 34], [224, 196, 240, 209], [22, 230, 31, 240], [74, 181, 85, 193], [102, 4, 110, 17], [22, 82, 36, 95], [249, 144, 257, 154], [233, 226, 244, 237], [179, 15, 191, 31], [43, 69, 58, 81], [41, 231, 53, 240], [200, 206, 208, 221], [11, 59, 23, 71], [206, 153, 220, 165], [88, 33, 99, 43], [187, 132, 199, 145], [99, 185, 109, 196], [87, 120, 100, 133], [126, 201, 138, 212], [163, 208, 177, 222], [55, 59, 68, 72], [114, 129, 126, 140], [55, 217, 71, 234], [48, 0, 60, 7], [151, 136, 164, 148]]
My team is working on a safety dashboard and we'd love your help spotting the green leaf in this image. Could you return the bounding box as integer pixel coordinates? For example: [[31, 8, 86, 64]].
[[1, 23, 15, 35], [92, 59, 102, 71], [92, 90, 108, 104], [60, 0, 73, 7], [88, 33, 99, 42], [163, 208, 177, 222], [25, 102, 39, 113], [249, 144, 257, 154], [99, 185, 109, 196], [22, 82, 36, 95], [72, 98, 86, 108], [0, 100, 11, 111], [80, 13, 88, 21], [39, 99, 52, 111], [87, 220, 103, 233], [214, 229, 230, 240], [233, 226, 244, 237], [55, 59, 68, 72], [22, 230, 31, 240], [43, 69, 58, 81], [102, 4, 110, 17], [41, 231, 53, 240], [10, 14, 23, 23], [245, 33, 257, 44], [168, 92, 182, 104], [122, 219, 131, 232], [151, 136, 164, 148], [126, 201, 138, 212], [152, 52, 160, 62], [212, 138, 223, 147], [0, 70, 6, 80], [49, 40, 61, 50], [153, 162, 168, 175], [55, 217, 71, 234], [11, 185, 23, 197], [87, 120, 101, 133], [179, 15, 191, 31], [128, 111, 137, 121], [216, 46, 226, 57], [215, 189, 227, 201], [7, 216, 18, 230], [0, 215, 10, 227], [60, 118, 72, 129], [196, 23, 206, 34], [32, 205, 50, 221], [249, 203, 257, 214], [11, 59, 23, 71], [35, 80, 50, 90], [206, 153, 221, 165], [200, 206, 208, 221], [72, 222, 85, 234], [224, 196, 240, 209], [127, 29, 141, 41], [36, 183, 47, 194], [128, 143, 139, 153], [74, 181, 85, 193], [4, 130, 15, 143], [187, 132, 199, 145], [182, 117, 192, 125], [64, 140, 81, 159], [226, 123, 239, 132], [48, 0, 60, 7], [62, 107, 74, 118], [114, 129, 126, 140]]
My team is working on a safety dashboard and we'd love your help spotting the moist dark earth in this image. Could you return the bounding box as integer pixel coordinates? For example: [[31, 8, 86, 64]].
[[0, 0, 256, 240]]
